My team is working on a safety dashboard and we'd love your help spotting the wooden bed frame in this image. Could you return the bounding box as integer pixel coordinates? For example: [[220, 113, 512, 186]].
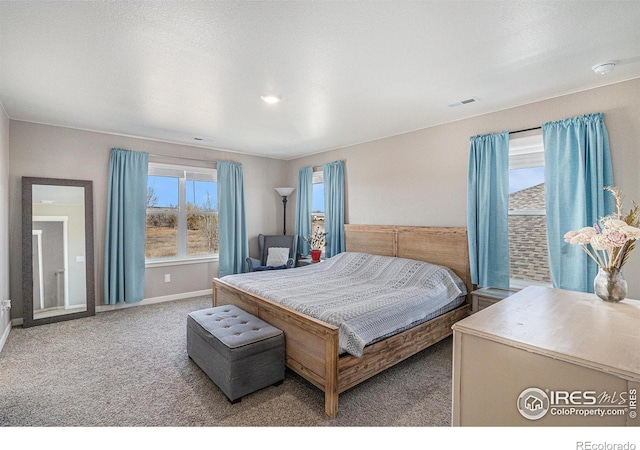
[[212, 224, 474, 418]]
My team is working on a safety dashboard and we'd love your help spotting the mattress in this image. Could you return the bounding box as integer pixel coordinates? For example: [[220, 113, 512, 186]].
[[219, 251, 467, 357]]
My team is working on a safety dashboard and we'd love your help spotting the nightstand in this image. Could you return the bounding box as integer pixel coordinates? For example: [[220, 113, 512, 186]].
[[471, 287, 519, 313], [296, 256, 322, 267], [296, 257, 312, 267]]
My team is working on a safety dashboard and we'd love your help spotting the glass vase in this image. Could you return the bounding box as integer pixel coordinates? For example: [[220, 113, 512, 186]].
[[593, 267, 627, 302]]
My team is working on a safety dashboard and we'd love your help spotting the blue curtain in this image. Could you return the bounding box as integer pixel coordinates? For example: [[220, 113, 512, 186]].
[[467, 132, 510, 288], [104, 148, 149, 304], [217, 161, 249, 277], [323, 161, 345, 258], [543, 112, 614, 292], [295, 166, 313, 255]]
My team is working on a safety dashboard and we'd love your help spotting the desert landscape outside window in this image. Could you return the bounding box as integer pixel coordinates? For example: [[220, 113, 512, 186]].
[[146, 163, 218, 260]]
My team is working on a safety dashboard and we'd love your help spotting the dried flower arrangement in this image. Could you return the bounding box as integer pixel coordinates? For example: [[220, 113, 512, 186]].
[[304, 227, 328, 251], [564, 186, 640, 271]]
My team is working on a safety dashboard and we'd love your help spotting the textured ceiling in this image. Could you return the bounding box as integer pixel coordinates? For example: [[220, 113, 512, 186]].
[[1, 1, 640, 160]]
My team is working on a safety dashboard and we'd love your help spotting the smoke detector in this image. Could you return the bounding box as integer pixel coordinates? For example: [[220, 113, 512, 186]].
[[592, 61, 617, 75]]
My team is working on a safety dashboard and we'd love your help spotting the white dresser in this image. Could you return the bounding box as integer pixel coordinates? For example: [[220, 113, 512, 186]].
[[452, 285, 640, 426]]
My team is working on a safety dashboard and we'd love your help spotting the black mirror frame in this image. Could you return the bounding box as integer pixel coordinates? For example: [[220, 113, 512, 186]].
[[22, 177, 95, 327]]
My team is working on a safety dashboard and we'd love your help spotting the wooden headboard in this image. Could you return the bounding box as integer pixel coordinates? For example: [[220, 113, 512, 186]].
[[344, 224, 474, 299]]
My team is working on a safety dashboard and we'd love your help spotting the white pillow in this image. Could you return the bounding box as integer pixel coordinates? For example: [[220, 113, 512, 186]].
[[266, 247, 290, 267]]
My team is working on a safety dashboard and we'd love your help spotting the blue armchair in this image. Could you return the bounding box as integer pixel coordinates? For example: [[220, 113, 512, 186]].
[[246, 234, 298, 272]]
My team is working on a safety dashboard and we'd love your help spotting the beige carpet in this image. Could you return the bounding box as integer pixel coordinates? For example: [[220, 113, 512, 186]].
[[0, 295, 454, 427]]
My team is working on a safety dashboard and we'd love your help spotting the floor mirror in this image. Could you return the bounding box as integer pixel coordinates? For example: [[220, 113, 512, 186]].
[[22, 177, 95, 327]]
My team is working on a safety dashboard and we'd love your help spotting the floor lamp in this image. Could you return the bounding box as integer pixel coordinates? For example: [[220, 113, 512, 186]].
[[275, 187, 295, 235]]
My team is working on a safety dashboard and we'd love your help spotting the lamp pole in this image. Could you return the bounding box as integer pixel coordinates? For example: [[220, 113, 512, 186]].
[[274, 187, 295, 235], [281, 195, 288, 235]]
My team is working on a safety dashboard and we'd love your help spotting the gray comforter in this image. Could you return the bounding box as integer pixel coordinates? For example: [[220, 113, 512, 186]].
[[220, 252, 466, 357]]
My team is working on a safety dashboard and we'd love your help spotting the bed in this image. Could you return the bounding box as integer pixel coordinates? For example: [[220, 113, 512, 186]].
[[212, 225, 474, 418]]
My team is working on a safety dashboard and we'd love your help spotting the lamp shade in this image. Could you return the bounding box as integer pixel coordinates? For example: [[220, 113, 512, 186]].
[[275, 187, 295, 197]]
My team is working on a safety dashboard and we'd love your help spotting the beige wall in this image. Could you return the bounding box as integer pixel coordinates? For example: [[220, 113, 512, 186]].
[[287, 78, 640, 298], [9, 122, 287, 320], [0, 104, 9, 344]]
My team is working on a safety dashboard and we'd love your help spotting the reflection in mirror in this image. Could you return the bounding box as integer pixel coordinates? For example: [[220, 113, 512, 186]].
[[22, 177, 95, 327], [32, 185, 87, 319]]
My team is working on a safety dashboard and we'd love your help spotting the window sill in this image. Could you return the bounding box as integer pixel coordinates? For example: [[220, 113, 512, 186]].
[[509, 278, 553, 290], [145, 256, 218, 268]]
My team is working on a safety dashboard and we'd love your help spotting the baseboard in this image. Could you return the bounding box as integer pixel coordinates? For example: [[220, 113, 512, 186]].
[[96, 289, 212, 313], [4, 290, 212, 328], [0, 320, 11, 354]]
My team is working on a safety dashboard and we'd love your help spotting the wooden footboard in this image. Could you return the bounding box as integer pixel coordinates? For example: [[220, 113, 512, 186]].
[[213, 278, 341, 417], [213, 277, 469, 418], [213, 225, 473, 418]]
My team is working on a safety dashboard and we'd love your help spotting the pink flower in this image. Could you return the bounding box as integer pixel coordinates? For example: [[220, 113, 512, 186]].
[[603, 228, 628, 248], [569, 227, 597, 245], [563, 230, 578, 243]]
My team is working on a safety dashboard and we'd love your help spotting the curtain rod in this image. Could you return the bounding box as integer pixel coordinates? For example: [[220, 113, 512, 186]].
[[509, 126, 542, 135], [312, 159, 346, 172], [149, 152, 217, 165]]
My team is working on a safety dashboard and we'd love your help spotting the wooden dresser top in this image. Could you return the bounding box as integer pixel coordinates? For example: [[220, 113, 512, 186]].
[[453, 285, 640, 382]]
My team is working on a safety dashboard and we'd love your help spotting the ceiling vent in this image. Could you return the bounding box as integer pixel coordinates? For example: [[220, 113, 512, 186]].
[[448, 97, 479, 108]]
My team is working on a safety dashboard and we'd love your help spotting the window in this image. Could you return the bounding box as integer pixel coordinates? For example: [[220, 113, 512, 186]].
[[146, 162, 218, 262], [311, 170, 325, 237], [508, 134, 551, 287]]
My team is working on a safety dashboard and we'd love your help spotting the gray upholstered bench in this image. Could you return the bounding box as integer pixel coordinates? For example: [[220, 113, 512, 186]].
[[187, 304, 285, 403]]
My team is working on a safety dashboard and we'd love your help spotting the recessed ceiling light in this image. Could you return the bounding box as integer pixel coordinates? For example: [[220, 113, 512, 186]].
[[592, 61, 617, 75], [261, 94, 281, 105]]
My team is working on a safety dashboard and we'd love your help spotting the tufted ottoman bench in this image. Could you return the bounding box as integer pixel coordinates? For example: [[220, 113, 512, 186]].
[[187, 304, 285, 403]]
